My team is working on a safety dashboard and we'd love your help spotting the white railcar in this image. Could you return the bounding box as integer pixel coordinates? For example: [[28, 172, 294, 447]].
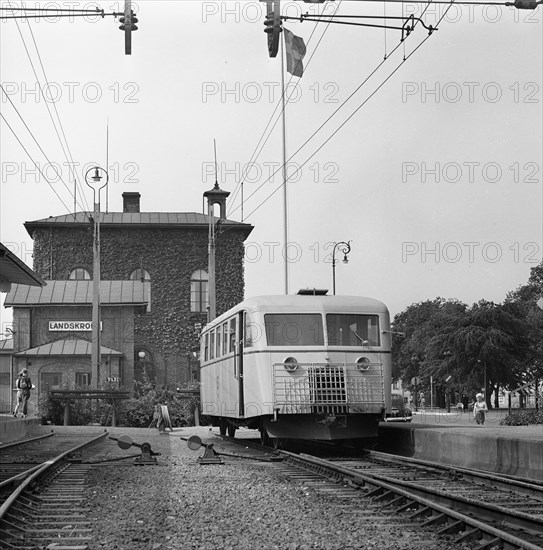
[[200, 292, 391, 445]]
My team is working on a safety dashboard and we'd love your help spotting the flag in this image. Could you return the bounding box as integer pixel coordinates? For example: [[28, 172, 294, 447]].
[[284, 28, 306, 78]]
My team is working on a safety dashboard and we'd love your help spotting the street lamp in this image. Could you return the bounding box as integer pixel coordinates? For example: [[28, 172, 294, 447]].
[[331, 241, 351, 295], [85, 166, 108, 389]]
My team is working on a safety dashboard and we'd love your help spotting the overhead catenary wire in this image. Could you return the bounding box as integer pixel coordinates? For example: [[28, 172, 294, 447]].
[[228, 0, 445, 221], [227, 0, 344, 219], [241, 1, 458, 221], [0, 85, 88, 213], [228, 0, 440, 221], [6, 4, 91, 215], [229, 33, 406, 219], [0, 112, 75, 215], [25, 19, 91, 213]]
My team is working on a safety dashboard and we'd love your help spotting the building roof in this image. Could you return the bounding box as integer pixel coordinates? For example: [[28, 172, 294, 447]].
[[0, 338, 13, 352], [14, 338, 124, 357], [24, 211, 253, 236], [0, 242, 45, 289], [4, 280, 149, 307]]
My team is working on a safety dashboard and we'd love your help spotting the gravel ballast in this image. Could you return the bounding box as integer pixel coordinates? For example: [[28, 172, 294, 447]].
[[75, 426, 459, 549]]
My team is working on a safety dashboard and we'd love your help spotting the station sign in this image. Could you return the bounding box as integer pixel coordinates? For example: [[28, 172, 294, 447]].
[[49, 321, 103, 331]]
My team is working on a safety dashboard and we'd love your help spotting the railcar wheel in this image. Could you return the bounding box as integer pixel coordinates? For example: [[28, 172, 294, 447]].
[[272, 438, 286, 450], [219, 419, 227, 436], [227, 424, 236, 438]]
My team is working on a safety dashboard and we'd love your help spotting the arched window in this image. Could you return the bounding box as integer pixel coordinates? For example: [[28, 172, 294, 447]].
[[191, 270, 208, 313], [129, 269, 151, 281], [68, 268, 90, 280]]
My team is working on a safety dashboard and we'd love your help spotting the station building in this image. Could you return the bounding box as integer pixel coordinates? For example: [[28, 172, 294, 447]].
[[3, 188, 253, 412]]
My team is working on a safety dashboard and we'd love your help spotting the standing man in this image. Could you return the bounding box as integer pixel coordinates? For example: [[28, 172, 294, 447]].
[[19, 368, 32, 418], [13, 371, 24, 417]]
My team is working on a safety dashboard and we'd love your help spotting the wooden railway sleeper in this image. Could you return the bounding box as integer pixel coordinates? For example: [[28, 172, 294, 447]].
[[396, 499, 418, 513], [381, 495, 406, 508], [473, 536, 503, 550], [454, 527, 483, 544], [421, 512, 448, 527], [409, 505, 432, 519], [372, 490, 395, 503], [437, 519, 466, 535]]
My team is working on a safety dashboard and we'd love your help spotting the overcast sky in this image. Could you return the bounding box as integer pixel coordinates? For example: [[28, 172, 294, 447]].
[[1, 0, 542, 331]]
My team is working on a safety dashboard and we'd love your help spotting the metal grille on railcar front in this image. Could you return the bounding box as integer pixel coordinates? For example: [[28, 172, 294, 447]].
[[273, 361, 384, 415]]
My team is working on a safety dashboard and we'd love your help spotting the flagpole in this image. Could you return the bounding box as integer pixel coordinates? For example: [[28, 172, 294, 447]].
[[281, 32, 289, 296]]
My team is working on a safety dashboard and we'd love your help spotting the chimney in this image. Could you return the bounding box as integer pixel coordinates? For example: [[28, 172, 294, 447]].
[[122, 192, 141, 213]]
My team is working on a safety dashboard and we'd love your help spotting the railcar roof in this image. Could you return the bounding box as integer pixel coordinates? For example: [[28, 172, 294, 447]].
[[207, 295, 389, 329]]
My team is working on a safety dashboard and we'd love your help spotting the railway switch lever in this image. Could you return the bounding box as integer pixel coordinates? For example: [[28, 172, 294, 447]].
[[184, 435, 224, 465], [109, 435, 160, 465]]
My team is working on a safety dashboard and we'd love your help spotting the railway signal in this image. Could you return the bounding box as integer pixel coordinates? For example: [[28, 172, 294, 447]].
[[118, 0, 138, 55], [263, 0, 282, 58]]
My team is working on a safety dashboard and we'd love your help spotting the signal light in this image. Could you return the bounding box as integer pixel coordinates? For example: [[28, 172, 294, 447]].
[[119, 1, 137, 55], [263, 1, 282, 58], [119, 12, 138, 31]]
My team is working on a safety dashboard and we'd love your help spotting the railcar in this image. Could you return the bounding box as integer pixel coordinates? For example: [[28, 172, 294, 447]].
[[199, 291, 391, 445]]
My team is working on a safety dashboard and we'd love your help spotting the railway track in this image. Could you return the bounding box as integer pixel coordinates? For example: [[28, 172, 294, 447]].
[[0, 431, 108, 549], [275, 447, 543, 550]]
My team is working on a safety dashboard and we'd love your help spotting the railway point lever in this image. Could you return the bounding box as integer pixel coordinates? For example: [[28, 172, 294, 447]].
[[184, 435, 224, 465], [110, 434, 160, 465]]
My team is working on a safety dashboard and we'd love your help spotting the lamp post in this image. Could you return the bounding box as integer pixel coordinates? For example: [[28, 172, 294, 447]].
[[331, 241, 351, 295], [85, 166, 108, 389]]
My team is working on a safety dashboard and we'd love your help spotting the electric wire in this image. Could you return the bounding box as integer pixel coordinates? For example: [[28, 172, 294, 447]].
[[7, 3, 91, 215], [241, 2, 457, 221], [0, 112, 74, 214], [227, 0, 344, 216], [25, 18, 90, 213], [229, 0, 438, 220], [0, 85, 88, 213], [228, 33, 405, 218]]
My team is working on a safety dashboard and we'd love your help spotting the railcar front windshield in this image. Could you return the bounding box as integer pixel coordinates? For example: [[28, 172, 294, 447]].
[[264, 314, 324, 346], [326, 314, 380, 346]]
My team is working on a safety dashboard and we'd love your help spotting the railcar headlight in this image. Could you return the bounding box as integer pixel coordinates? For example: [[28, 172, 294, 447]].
[[283, 357, 299, 372], [356, 357, 371, 372]]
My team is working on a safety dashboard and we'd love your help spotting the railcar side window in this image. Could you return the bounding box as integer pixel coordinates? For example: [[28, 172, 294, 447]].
[[221, 322, 228, 355], [209, 331, 215, 360], [264, 314, 324, 346], [204, 333, 209, 362], [228, 318, 236, 353], [216, 327, 222, 357], [326, 314, 380, 346]]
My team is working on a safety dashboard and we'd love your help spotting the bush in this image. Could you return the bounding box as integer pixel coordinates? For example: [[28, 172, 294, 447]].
[[499, 410, 543, 426], [38, 382, 200, 428], [121, 381, 198, 428]]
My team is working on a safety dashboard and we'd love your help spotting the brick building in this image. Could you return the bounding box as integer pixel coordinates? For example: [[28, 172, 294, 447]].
[[3, 189, 253, 411]]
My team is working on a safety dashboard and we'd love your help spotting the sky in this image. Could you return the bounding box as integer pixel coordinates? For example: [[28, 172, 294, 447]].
[[0, 0, 542, 332]]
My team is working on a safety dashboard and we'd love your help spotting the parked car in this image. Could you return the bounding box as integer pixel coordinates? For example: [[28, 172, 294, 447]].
[[384, 391, 413, 422]]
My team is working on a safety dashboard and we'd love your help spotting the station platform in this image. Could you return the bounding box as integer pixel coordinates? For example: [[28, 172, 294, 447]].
[[0, 414, 42, 445], [378, 409, 543, 481]]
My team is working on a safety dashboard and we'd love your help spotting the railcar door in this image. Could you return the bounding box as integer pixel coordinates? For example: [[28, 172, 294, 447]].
[[234, 311, 245, 417]]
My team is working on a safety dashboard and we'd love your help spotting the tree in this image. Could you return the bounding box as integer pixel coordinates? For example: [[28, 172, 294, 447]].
[[425, 300, 530, 408], [505, 261, 543, 409], [391, 298, 467, 392]]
